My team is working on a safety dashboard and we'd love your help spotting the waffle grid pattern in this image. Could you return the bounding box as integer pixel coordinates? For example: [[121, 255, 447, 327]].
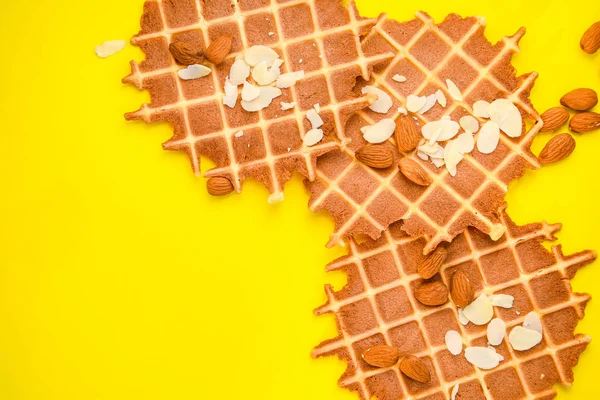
[[124, 0, 394, 197], [313, 210, 595, 400], [306, 12, 542, 252]]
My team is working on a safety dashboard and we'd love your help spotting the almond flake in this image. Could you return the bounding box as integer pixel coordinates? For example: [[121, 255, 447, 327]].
[[523, 312, 543, 334], [489, 294, 514, 309], [392, 74, 407, 83], [306, 109, 324, 129], [473, 100, 490, 118], [241, 86, 281, 112], [453, 132, 475, 154], [418, 94, 437, 114], [431, 157, 444, 168], [244, 45, 279, 66], [443, 140, 463, 177], [276, 70, 304, 88], [362, 86, 393, 114], [314, 103, 320, 113], [460, 115, 480, 133], [417, 151, 429, 161], [487, 318, 506, 346], [268, 31, 275, 36], [464, 347, 501, 370], [252, 59, 282, 85], [229, 59, 251, 85], [446, 79, 463, 101], [223, 79, 238, 108], [419, 142, 443, 158], [234, 131, 244, 138], [398, 107, 408, 115], [178, 64, 212, 80], [451, 384, 459, 400], [281, 101, 296, 111], [242, 81, 261, 101], [267, 192, 284, 204], [422, 119, 460, 142], [360, 119, 396, 144], [463, 293, 494, 325], [95, 40, 126, 58], [509, 326, 542, 351], [407, 95, 427, 112], [435, 90, 447, 107], [303, 128, 324, 147], [476, 121, 500, 154], [445, 330, 463, 355], [457, 308, 469, 325], [488, 99, 522, 138]]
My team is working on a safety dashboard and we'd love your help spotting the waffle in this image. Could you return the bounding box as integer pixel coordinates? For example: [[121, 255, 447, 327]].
[[123, 0, 394, 198], [305, 12, 542, 252], [313, 207, 595, 400]]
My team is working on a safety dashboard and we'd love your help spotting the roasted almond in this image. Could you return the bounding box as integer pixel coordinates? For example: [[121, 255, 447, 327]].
[[394, 114, 421, 153], [169, 41, 205, 65], [581, 21, 600, 54], [417, 247, 448, 279], [539, 107, 569, 132], [400, 355, 431, 383], [414, 281, 448, 306], [570, 112, 600, 133], [451, 269, 474, 308], [206, 34, 233, 64], [361, 345, 400, 368], [538, 133, 576, 164], [398, 158, 432, 186], [207, 176, 234, 196], [560, 88, 598, 111], [355, 144, 394, 169]]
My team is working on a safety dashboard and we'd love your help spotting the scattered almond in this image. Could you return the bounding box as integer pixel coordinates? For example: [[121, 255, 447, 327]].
[[417, 247, 448, 279], [206, 34, 233, 64], [207, 176, 234, 196], [570, 112, 600, 133], [355, 144, 394, 169], [169, 41, 205, 65], [398, 158, 432, 186], [399, 356, 431, 383], [581, 21, 600, 54], [395, 114, 421, 153], [414, 281, 448, 306], [451, 269, 474, 308], [361, 345, 400, 368], [539, 107, 569, 132], [538, 133, 576, 164], [560, 88, 598, 111]]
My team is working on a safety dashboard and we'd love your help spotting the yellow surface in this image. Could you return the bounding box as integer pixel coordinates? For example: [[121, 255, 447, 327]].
[[0, 0, 599, 399]]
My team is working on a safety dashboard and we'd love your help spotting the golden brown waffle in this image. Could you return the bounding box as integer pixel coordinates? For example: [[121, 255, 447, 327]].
[[123, 0, 394, 198], [305, 12, 542, 252], [313, 207, 595, 400]]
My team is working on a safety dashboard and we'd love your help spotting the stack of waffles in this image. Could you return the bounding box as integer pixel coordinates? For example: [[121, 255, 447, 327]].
[[124, 1, 596, 399]]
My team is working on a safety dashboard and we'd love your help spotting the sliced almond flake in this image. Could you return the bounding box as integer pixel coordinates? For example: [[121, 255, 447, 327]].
[[451, 384, 459, 400], [252, 59, 282, 86], [487, 318, 506, 346], [241, 81, 261, 101], [229, 59, 251, 85], [303, 128, 324, 147], [268, 31, 275, 36], [435, 89, 447, 107], [457, 308, 469, 325], [241, 86, 281, 112], [431, 157, 444, 168], [476, 121, 500, 154], [306, 109, 324, 129], [234, 131, 244, 138], [361, 86, 393, 114], [223, 79, 238, 108], [298, 58, 303, 64], [453, 132, 475, 154], [523, 312, 543, 334], [422, 119, 460, 142], [244, 45, 279, 67], [267, 192, 284, 204], [473, 100, 490, 118], [488, 98, 523, 138], [360, 119, 396, 144], [445, 330, 463, 355], [464, 347, 501, 370], [178, 64, 212, 80], [509, 326, 543, 351], [417, 94, 437, 114], [446, 79, 463, 101], [419, 142, 443, 157], [397, 107, 408, 115], [460, 115, 480, 133], [276, 70, 304, 88], [95, 40, 126, 58], [392, 74, 407, 83], [463, 293, 494, 326], [280, 101, 296, 111], [406, 95, 427, 112], [444, 147, 463, 177], [489, 294, 514, 309], [314, 103, 320, 113], [417, 151, 429, 161]]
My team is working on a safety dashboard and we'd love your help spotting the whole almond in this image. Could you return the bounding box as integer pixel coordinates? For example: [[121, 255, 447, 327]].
[[207, 176, 234, 196], [206, 35, 233, 64], [539, 107, 570, 132], [451, 269, 474, 307], [398, 158, 432, 186], [169, 41, 205, 65], [414, 281, 448, 306], [570, 112, 600, 133], [361, 345, 400, 368], [538, 133, 576, 164], [355, 144, 394, 169], [399, 356, 431, 383], [395, 114, 420, 153], [581, 21, 600, 54], [417, 247, 448, 279], [560, 88, 598, 111]]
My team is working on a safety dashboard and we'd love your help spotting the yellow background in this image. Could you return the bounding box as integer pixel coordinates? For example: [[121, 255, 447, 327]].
[[0, 0, 599, 399]]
